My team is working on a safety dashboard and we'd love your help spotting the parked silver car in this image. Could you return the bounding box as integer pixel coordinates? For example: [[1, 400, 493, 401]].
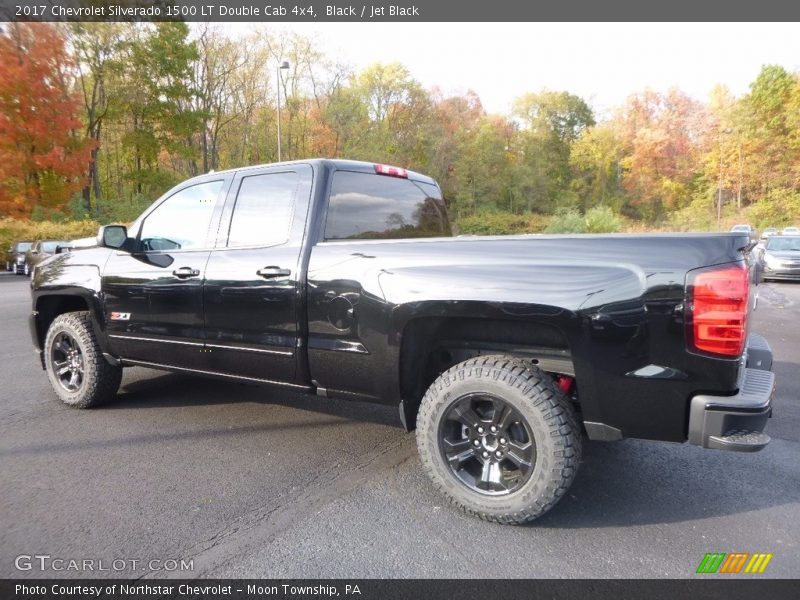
[[24, 240, 69, 277], [760, 235, 800, 281]]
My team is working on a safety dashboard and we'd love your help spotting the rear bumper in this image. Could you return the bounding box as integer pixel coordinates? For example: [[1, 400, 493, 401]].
[[763, 264, 800, 280], [763, 272, 800, 281], [688, 334, 775, 452]]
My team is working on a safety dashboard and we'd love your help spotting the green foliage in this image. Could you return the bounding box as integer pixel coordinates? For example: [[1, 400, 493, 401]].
[[456, 211, 548, 236], [513, 91, 596, 213], [545, 208, 587, 233], [544, 208, 586, 233], [96, 194, 154, 224], [584, 205, 621, 233], [570, 126, 624, 211], [748, 188, 800, 229], [542, 206, 622, 234], [68, 194, 92, 220]]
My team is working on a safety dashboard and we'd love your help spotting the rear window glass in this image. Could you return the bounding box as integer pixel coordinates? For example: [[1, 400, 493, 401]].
[[324, 171, 451, 241]]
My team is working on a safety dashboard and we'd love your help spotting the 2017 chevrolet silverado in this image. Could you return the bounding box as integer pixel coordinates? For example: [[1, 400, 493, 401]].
[[29, 159, 775, 524]]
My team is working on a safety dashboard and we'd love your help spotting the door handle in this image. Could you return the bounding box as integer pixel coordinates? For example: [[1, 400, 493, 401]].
[[172, 267, 200, 279], [257, 266, 291, 279]]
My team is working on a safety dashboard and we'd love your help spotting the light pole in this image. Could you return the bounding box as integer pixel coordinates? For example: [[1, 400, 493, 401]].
[[276, 61, 290, 162]]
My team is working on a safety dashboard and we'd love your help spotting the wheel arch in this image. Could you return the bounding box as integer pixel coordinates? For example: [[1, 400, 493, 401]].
[[33, 291, 111, 368], [395, 310, 577, 431]]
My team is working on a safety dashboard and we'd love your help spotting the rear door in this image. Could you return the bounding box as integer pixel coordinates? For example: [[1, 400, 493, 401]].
[[203, 164, 313, 383], [103, 177, 229, 370]]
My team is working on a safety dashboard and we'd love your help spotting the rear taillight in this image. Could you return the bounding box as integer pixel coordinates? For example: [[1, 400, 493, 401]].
[[374, 163, 408, 178], [687, 263, 749, 357]]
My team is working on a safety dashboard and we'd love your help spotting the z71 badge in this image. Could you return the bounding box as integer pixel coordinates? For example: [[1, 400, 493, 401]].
[[109, 312, 131, 321]]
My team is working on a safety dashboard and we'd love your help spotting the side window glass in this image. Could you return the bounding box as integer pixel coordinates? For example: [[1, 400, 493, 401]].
[[227, 171, 299, 248], [139, 181, 223, 252]]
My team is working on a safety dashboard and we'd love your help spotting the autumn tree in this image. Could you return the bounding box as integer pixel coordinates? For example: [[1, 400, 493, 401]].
[[119, 22, 203, 196], [569, 126, 624, 211], [612, 88, 705, 220], [0, 23, 92, 218], [513, 90, 595, 211], [69, 22, 126, 213]]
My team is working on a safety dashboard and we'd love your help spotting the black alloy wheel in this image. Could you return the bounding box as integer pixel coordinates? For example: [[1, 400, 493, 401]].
[[439, 392, 535, 496], [50, 331, 85, 393]]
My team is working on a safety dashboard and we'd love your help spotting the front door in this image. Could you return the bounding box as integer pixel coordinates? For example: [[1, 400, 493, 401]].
[[103, 178, 228, 370], [203, 165, 312, 383]]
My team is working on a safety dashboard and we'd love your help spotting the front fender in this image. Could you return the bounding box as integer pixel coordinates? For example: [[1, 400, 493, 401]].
[[30, 249, 113, 361]]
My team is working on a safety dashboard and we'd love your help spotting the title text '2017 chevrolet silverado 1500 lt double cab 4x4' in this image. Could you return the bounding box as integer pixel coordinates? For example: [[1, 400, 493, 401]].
[[29, 159, 775, 524]]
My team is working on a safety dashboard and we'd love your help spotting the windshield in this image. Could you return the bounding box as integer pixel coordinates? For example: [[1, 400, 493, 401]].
[[766, 237, 800, 252], [14, 242, 33, 252], [731, 225, 750, 232]]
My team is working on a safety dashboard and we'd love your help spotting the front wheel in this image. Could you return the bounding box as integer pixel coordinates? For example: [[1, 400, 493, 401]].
[[44, 311, 122, 408], [416, 355, 581, 524]]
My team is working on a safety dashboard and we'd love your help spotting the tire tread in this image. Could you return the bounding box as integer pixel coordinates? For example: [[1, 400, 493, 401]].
[[416, 355, 581, 524], [44, 311, 122, 408]]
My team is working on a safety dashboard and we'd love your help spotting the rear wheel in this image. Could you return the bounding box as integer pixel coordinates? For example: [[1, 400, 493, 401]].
[[44, 311, 122, 408], [416, 355, 581, 524]]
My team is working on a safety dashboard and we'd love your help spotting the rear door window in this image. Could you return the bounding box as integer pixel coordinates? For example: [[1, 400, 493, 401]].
[[226, 171, 299, 248]]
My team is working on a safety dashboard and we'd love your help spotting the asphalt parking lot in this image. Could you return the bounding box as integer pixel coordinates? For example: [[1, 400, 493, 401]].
[[1, 273, 798, 579]]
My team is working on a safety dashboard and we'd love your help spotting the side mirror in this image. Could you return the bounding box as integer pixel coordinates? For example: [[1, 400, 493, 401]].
[[97, 225, 128, 249]]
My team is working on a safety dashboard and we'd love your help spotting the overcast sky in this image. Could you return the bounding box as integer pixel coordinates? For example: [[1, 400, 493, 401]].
[[227, 22, 800, 116]]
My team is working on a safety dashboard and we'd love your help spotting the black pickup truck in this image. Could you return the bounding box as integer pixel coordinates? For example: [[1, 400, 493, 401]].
[[29, 159, 775, 524]]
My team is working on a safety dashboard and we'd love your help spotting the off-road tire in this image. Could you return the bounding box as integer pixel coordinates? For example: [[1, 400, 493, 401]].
[[44, 311, 122, 408], [416, 355, 581, 524]]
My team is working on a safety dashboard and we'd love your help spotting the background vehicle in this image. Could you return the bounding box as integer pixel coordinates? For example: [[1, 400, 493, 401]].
[[53, 236, 97, 254], [760, 227, 778, 241], [6, 240, 33, 274], [24, 240, 69, 276], [782, 226, 800, 235], [760, 235, 800, 281], [28, 159, 775, 524], [730, 223, 758, 241]]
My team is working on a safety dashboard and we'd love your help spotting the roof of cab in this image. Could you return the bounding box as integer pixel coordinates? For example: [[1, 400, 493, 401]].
[[199, 158, 437, 186]]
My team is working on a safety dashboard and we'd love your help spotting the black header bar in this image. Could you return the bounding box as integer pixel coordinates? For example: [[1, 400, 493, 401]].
[[3, 579, 800, 600], [2, 0, 800, 22]]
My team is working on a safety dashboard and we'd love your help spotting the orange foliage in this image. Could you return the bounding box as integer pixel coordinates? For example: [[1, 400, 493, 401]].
[[613, 89, 707, 215], [0, 23, 92, 218]]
